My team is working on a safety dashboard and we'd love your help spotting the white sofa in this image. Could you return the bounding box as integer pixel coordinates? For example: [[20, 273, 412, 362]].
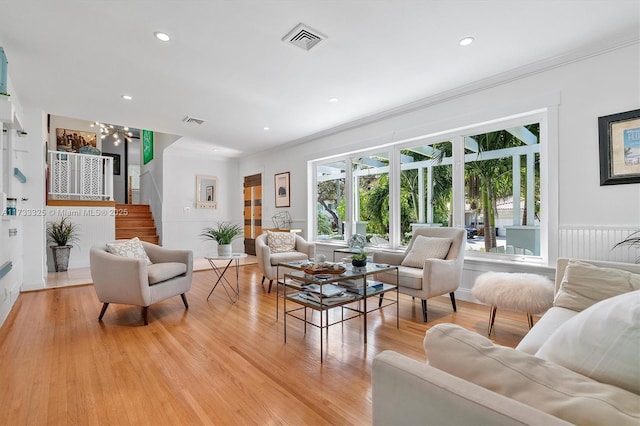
[[372, 258, 640, 425]]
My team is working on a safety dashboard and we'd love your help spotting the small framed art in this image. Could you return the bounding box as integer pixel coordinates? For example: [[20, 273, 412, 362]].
[[599, 109, 640, 185], [275, 172, 290, 207]]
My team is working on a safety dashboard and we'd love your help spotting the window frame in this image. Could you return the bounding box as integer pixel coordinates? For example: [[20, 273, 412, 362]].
[[309, 107, 556, 266]]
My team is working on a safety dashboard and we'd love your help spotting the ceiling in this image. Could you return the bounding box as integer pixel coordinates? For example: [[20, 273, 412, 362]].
[[0, 1, 638, 157]]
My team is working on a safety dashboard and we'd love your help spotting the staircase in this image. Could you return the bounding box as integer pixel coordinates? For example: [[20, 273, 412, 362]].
[[115, 204, 159, 244]]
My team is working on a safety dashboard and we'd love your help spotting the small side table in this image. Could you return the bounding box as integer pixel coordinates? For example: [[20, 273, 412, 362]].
[[205, 253, 248, 303]]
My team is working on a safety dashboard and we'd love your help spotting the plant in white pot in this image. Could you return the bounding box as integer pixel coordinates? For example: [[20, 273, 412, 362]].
[[47, 217, 80, 272], [201, 222, 243, 256]]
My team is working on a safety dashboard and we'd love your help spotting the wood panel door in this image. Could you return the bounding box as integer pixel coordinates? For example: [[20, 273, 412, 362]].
[[243, 174, 262, 255]]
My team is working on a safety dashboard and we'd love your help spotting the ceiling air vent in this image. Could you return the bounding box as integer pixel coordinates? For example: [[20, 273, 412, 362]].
[[182, 116, 205, 125], [282, 23, 327, 51]]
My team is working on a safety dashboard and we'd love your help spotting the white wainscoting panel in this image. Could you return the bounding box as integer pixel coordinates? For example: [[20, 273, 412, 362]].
[[559, 226, 640, 263]]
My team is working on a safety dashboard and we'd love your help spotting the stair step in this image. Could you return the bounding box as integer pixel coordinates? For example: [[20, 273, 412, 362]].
[[116, 204, 151, 213], [116, 228, 158, 237], [114, 204, 158, 244], [137, 235, 159, 244], [116, 219, 156, 228], [118, 211, 153, 219]]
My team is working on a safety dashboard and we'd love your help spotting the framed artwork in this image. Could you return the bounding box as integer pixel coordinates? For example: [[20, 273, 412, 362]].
[[55, 128, 97, 153], [142, 130, 154, 165], [599, 109, 640, 185], [275, 172, 290, 208], [103, 153, 121, 175]]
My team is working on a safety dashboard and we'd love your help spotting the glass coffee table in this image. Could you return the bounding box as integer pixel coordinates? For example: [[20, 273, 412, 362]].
[[280, 261, 399, 363]]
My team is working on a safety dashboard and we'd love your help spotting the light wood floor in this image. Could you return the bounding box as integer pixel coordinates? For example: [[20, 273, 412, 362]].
[[0, 264, 531, 425]]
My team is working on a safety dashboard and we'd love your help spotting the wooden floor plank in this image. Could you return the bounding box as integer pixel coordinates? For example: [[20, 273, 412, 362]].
[[0, 264, 530, 424]]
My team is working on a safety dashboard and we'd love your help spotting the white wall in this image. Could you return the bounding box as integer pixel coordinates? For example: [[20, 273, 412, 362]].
[[140, 131, 180, 242], [239, 43, 640, 301], [161, 147, 242, 257], [238, 144, 310, 238], [19, 108, 47, 290]]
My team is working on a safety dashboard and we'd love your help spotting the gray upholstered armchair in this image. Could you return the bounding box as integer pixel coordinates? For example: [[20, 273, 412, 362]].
[[90, 240, 193, 325], [373, 227, 466, 322], [255, 232, 315, 293]]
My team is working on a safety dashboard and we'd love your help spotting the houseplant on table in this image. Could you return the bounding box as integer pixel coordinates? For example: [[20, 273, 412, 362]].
[[46, 216, 80, 272], [201, 222, 243, 256], [351, 250, 368, 267]]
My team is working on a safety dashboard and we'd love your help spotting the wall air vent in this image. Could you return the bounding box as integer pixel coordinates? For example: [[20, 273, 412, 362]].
[[282, 23, 327, 51], [182, 116, 205, 125]]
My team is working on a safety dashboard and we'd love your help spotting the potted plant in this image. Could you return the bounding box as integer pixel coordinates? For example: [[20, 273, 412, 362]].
[[351, 250, 368, 268], [201, 221, 243, 256], [46, 217, 80, 272]]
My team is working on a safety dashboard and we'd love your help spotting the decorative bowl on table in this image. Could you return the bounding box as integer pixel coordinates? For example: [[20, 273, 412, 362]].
[[302, 262, 346, 275]]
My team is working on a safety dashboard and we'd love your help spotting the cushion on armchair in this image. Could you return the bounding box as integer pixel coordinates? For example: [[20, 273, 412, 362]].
[[147, 262, 187, 285], [267, 231, 296, 253], [425, 324, 640, 425], [106, 237, 152, 265], [401, 236, 452, 268]]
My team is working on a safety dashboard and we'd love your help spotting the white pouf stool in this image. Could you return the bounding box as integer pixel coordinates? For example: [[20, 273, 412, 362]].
[[472, 272, 554, 335]]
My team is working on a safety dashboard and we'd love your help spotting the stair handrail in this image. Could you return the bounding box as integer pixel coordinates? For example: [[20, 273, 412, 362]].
[[48, 150, 114, 200], [140, 170, 163, 243]]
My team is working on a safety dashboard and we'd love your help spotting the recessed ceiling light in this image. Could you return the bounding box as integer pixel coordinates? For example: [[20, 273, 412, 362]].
[[263, 127, 270, 131], [122, 95, 133, 100], [328, 97, 339, 103], [154, 32, 171, 42], [459, 37, 474, 46]]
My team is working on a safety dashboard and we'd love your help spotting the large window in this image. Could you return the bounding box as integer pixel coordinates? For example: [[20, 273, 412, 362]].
[[316, 160, 346, 240], [311, 111, 546, 261], [353, 151, 390, 242], [463, 124, 540, 255], [400, 142, 453, 245]]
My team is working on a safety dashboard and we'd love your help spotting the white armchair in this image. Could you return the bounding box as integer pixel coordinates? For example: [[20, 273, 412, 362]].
[[255, 232, 315, 293], [90, 241, 193, 325], [373, 227, 465, 322]]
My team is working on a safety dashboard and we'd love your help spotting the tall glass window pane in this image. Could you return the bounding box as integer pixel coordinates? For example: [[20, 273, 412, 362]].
[[400, 142, 453, 245], [316, 161, 346, 240], [353, 152, 389, 243], [464, 124, 540, 255]]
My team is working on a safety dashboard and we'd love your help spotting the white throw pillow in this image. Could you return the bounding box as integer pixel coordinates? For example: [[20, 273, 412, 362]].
[[425, 323, 640, 425], [401, 236, 452, 268], [554, 260, 640, 311], [106, 237, 152, 265], [267, 231, 296, 253], [536, 290, 640, 395]]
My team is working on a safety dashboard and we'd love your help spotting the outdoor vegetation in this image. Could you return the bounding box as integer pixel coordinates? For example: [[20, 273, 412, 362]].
[[316, 122, 541, 254]]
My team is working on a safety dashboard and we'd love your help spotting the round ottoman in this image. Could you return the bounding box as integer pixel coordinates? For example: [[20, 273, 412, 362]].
[[472, 272, 554, 335]]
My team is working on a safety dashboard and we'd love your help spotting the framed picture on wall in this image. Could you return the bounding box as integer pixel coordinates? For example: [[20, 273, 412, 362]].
[[103, 153, 121, 175], [275, 172, 290, 208], [599, 108, 640, 185], [142, 130, 154, 165], [55, 128, 97, 153]]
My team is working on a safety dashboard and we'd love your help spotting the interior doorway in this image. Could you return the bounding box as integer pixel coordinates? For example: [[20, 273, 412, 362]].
[[243, 174, 262, 255], [127, 139, 141, 203]]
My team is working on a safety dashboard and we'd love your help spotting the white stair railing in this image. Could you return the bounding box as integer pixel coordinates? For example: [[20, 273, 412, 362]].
[[48, 151, 114, 200]]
